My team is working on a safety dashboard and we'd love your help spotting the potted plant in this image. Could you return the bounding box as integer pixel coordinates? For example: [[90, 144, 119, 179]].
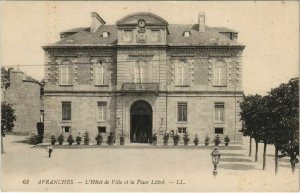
[[57, 134, 64, 145], [205, 135, 210, 146], [120, 133, 125, 146], [173, 133, 180, 146], [50, 135, 56, 145], [193, 134, 199, 146], [163, 132, 169, 146], [151, 133, 157, 146], [95, 133, 103, 145], [107, 132, 114, 145], [214, 134, 221, 146], [183, 132, 190, 146], [224, 135, 230, 146], [83, 131, 90, 145], [67, 134, 74, 145], [76, 135, 82, 145]]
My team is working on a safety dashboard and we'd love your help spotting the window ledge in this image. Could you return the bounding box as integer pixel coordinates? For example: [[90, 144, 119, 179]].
[[59, 85, 73, 87], [94, 85, 109, 87], [176, 121, 188, 124], [175, 85, 190, 87], [96, 121, 107, 123], [213, 121, 225, 124], [61, 120, 72, 123], [212, 85, 227, 87]]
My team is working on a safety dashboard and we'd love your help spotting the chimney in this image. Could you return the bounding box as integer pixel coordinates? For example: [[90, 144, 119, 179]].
[[90, 12, 106, 33], [198, 12, 205, 32]]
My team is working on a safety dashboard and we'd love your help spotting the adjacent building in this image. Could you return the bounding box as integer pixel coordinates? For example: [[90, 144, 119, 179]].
[[1, 68, 42, 134], [43, 12, 245, 143]]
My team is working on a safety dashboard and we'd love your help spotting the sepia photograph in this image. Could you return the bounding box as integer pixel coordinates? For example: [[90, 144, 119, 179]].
[[0, 1, 299, 192]]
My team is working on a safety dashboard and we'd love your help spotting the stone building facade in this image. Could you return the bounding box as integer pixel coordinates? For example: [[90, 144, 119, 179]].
[[1, 68, 42, 134], [43, 12, 245, 143]]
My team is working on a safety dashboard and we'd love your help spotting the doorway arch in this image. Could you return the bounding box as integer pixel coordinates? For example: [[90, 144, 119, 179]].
[[130, 100, 153, 143]]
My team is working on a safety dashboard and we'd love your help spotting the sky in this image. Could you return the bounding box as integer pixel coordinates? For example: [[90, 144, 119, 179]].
[[0, 1, 298, 95]]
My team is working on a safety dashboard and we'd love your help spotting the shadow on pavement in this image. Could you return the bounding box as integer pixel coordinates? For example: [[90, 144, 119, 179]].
[[220, 157, 252, 162], [219, 163, 256, 170]]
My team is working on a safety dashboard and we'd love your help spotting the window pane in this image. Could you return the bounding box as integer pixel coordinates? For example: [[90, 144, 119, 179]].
[[214, 103, 224, 122], [60, 64, 73, 85], [95, 63, 107, 85], [62, 102, 71, 120], [178, 103, 187, 122], [97, 102, 107, 121], [98, 127, 106, 133], [175, 61, 189, 85], [214, 61, 227, 86], [215, 128, 224, 134]]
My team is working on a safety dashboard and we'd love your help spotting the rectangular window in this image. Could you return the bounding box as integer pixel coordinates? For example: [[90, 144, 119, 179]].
[[214, 103, 225, 122], [62, 102, 71, 120], [175, 62, 189, 86], [94, 63, 108, 85], [98, 127, 106, 133], [215, 128, 224, 134], [97, 102, 107, 121], [124, 30, 133, 42], [177, 102, 187, 122], [62, 126, 71, 133], [60, 66, 73, 85], [178, 127, 187, 134], [151, 30, 160, 42]]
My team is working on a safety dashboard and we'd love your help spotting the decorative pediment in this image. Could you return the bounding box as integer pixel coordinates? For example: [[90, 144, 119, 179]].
[[116, 12, 168, 26]]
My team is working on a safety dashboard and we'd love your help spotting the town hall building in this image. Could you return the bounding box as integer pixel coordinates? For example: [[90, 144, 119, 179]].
[[43, 12, 245, 143]]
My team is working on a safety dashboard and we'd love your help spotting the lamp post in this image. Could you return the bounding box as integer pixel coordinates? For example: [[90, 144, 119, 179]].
[[211, 147, 221, 176]]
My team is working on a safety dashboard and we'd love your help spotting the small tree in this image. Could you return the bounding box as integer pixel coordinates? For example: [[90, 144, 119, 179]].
[[205, 135, 210, 146], [173, 133, 180, 146], [67, 134, 74, 145], [95, 133, 103, 145], [1, 102, 16, 153], [50, 135, 56, 145], [163, 132, 169, 146], [107, 132, 114, 145], [193, 134, 199, 146], [76, 134, 82, 145], [151, 133, 157, 145], [224, 135, 230, 146], [213, 135, 221, 146], [57, 134, 64, 145], [183, 132, 190, 146], [83, 131, 90, 145]]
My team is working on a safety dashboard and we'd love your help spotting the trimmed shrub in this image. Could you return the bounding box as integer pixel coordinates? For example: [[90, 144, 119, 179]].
[[67, 134, 74, 145], [95, 133, 103, 145], [57, 134, 64, 145], [83, 131, 90, 145], [193, 134, 199, 146], [50, 135, 56, 145]]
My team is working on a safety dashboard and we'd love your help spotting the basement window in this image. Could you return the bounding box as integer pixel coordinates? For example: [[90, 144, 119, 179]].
[[183, 31, 190, 37]]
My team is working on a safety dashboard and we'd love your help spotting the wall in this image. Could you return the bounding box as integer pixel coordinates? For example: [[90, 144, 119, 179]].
[[4, 71, 41, 134]]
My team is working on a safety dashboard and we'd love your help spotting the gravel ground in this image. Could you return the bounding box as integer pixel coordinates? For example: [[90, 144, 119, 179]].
[[1, 135, 299, 192]]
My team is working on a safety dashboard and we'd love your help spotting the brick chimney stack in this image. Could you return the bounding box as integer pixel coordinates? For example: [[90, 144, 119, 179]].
[[90, 12, 106, 33], [198, 12, 205, 32]]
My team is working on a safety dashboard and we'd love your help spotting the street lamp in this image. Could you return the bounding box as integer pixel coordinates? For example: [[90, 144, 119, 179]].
[[211, 147, 221, 176]]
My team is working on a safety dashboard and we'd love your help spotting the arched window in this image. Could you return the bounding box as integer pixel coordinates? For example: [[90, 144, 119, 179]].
[[213, 61, 227, 86], [60, 60, 73, 85], [94, 61, 108, 85], [175, 60, 189, 86], [134, 60, 148, 83]]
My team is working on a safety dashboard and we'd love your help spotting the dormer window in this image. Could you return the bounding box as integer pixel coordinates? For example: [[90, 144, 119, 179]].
[[102, 31, 109, 38], [183, 31, 191, 37]]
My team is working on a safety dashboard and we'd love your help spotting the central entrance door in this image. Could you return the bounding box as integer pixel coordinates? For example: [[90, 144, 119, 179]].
[[130, 100, 152, 143]]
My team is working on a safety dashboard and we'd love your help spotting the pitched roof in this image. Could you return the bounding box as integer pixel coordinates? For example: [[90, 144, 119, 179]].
[[60, 27, 89, 34], [45, 24, 241, 47], [213, 27, 238, 33]]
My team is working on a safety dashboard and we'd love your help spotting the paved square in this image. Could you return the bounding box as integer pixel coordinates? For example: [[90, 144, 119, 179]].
[[1, 135, 299, 192]]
